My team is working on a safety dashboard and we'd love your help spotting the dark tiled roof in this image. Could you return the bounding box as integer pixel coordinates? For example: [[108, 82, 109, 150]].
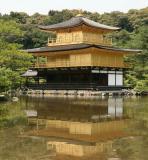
[[26, 43, 141, 54], [27, 44, 91, 53], [39, 16, 120, 31]]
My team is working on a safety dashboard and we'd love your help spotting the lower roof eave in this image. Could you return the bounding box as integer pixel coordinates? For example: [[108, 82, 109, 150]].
[[26, 43, 142, 54]]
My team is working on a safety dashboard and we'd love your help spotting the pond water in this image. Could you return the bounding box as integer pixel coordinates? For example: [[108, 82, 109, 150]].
[[0, 96, 148, 160]]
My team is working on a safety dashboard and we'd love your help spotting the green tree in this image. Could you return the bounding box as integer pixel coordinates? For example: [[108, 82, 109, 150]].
[[125, 26, 148, 91], [20, 25, 49, 49], [9, 12, 29, 24], [0, 20, 33, 92]]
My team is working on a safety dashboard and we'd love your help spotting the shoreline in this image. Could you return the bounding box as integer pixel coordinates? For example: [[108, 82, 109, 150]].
[[21, 89, 148, 97]]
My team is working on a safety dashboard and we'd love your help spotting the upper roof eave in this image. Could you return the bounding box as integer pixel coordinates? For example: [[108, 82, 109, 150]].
[[38, 16, 120, 31]]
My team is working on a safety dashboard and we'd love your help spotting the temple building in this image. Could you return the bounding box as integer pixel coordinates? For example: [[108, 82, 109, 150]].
[[26, 15, 140, 90]]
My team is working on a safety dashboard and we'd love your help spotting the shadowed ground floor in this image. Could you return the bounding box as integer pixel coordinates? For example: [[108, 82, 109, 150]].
[[23, 67, 128, 91]]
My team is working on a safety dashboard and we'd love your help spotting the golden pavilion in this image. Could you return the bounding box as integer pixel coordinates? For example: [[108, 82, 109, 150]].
[[26, 15, 140, 90]]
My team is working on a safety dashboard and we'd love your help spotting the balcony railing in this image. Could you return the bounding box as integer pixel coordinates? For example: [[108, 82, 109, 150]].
[[32, 62, 70, 68], [32, 64, 48, 68], [48, 36, 112, 46], [32, 62, 129, 69]]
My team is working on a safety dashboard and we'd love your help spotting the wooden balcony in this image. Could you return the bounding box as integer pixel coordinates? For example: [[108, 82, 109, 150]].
[[48, 36, 112, 46], [32, 53, 127, 69], [33, 62, 70, 68], [32, 61, 128, 69], [32, 64, 48, 68]]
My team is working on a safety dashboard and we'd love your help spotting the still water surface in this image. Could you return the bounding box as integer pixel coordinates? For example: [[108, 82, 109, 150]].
[[0, 96, 148, 160]]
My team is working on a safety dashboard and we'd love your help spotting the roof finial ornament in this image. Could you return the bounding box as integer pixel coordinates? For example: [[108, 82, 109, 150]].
[[76, 9, 83, 17]]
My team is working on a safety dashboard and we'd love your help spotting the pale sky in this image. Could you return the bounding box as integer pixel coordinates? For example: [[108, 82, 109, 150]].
[[0, 0, 148, 15]]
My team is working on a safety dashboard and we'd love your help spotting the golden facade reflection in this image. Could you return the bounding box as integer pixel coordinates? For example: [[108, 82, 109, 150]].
[[24, 97, 130, 159]]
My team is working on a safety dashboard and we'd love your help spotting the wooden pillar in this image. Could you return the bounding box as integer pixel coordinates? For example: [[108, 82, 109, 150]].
[[36, 57, 39, 67], [90, 73, 93, 84], [37, 76, 40, 85], [115, 70, 117, 86], [26, 77, 29, 87], [68, 73, 71, 84]]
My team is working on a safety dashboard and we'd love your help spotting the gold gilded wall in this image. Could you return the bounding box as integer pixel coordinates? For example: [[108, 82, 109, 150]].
[[33, 48, 125, 68]]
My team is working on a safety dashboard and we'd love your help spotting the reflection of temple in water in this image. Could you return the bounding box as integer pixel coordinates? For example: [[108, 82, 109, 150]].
[[24, 96, 125, 121], [47, 141, 113, 157], [24, 97, 128, 158]]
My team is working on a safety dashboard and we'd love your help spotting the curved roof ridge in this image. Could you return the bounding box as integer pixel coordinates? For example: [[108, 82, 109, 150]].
[[38, 17, 82, 30], [39, 16, 120, 31], [81, 17, 120, 30]]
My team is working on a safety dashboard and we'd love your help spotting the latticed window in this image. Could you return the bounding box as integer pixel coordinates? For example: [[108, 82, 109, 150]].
[[75, 34, 79, 42]]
